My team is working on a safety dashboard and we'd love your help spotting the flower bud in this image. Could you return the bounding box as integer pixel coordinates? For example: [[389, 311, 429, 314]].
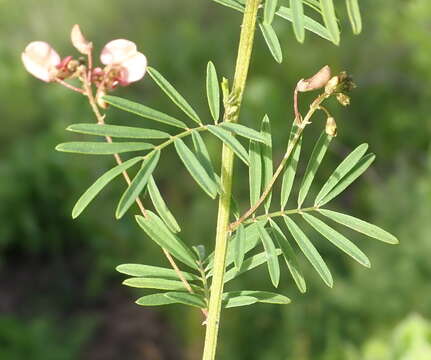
[[336, 93, 350, 106], [324, 76, 340, 95], [325, 117, 337, 137], [71, 24, 92, 55], [296, 65, 331, 92]]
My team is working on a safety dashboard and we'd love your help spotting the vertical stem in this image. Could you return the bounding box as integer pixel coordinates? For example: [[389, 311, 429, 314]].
[[202, 1, 262, 359]]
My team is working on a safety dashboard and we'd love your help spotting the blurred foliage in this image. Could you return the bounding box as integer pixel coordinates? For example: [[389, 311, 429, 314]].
[[0, 0, 430, 359]]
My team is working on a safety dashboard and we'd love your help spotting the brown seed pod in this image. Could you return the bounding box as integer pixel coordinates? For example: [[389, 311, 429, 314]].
[[296, 65, 332, 92]]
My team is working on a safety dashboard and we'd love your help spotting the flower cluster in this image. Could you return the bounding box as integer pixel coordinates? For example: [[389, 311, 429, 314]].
[[21, 25, 147, 106]]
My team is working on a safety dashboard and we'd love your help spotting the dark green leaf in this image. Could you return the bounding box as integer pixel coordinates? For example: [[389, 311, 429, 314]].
[[206, 222, 261, 274], [298, 132, 332, 208], [276, 6, 331, 41], [116, 150, 160, 219], [147, 67, 201, 124], [116, 263, 199, 281], [103, 95, 187, 129], [291, 0, 305, 43], [302, 213, 371, 267], [320, 0, 340, 45], [219, 123, 266, 143], [191, 131, 219, 189], [206, 61, 220, 123], [56, 141, 154, 155], [165, 292, 206, 308], [283, 216, 333, 287], [135, 293, 177, 306], [259, 23, 283, 63], [223, 295, 258, 308], [224, 290, 290, 305], [269, 219, 307, 293], [174, 138, 218, 198], [315, 143, 368, 205], [148, 176, 181, 233], [281, 126, 302, 209], [257, 222, 280, 288], [317, 153, 375, 206], [346, 0, 362, 35], [224, 249, 282, 283], [318, 209, 399, 244], [123, 277, 199, 291], [72, 156, 142, 218], [66, 123, 170, 139], [261, 115, 273, 212], [249, 140, 263, 207], [264, 0, 278, 24], [234, 224, 246, 270], [136, 211, 199, 270], [207, 125, 249, 165]]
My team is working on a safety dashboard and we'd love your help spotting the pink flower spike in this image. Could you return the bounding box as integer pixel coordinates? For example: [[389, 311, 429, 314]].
[[71, 24, 92, 55], [21, 41, 61, 82], [101, 39, 147, 85]]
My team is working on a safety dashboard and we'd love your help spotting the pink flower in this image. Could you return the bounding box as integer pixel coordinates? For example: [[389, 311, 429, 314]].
[[21, 41, 61, 82], [100, 39, 147, 86], [71, 24, 92, 55]]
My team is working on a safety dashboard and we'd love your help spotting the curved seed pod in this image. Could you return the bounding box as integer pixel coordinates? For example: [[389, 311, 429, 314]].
[[296, 65, 331, 92]]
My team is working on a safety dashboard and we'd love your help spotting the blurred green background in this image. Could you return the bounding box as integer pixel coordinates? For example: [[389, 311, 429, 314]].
[[1, 0, 430, 359]]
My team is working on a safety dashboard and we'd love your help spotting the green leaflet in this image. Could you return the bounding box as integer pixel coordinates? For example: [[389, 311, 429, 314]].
[[116, 263, 199, 281], [298, 132, 332, 208], [206, 61, 220, 123], [261, 115, 273, 212], [147, 176, 181, 233], [315, 143, 368, 205], [66, 123, 170, 139], [224, 249, 282, 283], [115, 150, 160, 219], [135, 293, 178, 306], [123, 277, 199, 291], [206, 222, 261, 274], [224, 290, 290, 305], [269, 219, 307, 293], [223, 295, 258, 308], [320, 0, 340, 45], [291, 0, 305, 43], [135, 211, 199, 270], [174, 138, 218, 198], [72, 156, 142, 219], [302, 213, 371, 267], [234, 224, 246, 270], [219, 123, 266, 143], [249, 140, 262, 207], [257, 222, 280, 288], [147, 67, 201, 125], [276, 6, 331, 42], [317, 153, 376, 206], [281, 130, 302, 209], [283, 215, 333, 287], [264, 0, 278, 24], [56, 141, 154, 155], [318, 209, 399, 245], [259, 23, 283, 63], [103, 95, 187, 129], [207, 125, 249, 165], [211, 0, 244, 12], [346, 0, 362, 35], [191, 131, 219, 190], [165, 292, 206, 308]]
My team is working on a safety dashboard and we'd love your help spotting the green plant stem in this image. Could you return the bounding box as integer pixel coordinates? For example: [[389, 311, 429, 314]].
[[202, 0, 262, 359], [244, 206, 318, 224], [229, 93, 329, 231]]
